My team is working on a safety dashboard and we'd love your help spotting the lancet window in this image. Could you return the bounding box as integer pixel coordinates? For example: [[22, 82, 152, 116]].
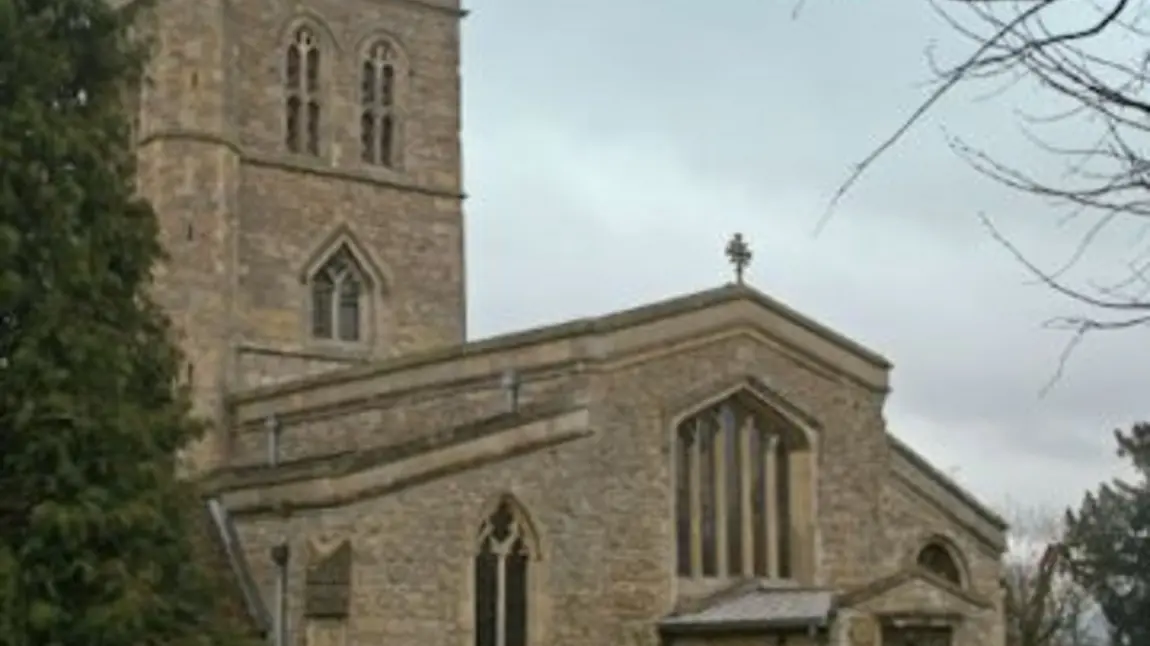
[[285, 26, 321, 155], [475, 499, 534, 646], [360, 39, 399, 166]]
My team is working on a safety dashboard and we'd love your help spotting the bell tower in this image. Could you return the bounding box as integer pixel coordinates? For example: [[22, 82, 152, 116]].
[[134, 0, 467, 470]]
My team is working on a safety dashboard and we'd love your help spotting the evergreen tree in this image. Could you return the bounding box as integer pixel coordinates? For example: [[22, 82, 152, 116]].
[[0, 1, 250, 645], [1064, 423, 1150, 646]]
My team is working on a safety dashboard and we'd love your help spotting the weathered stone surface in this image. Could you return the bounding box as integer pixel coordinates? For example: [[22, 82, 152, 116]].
[[213, 297, 1006, 646], [135, 0, 466, 471], [135, 0, 1008, 643], [304, 540, 352, 618]]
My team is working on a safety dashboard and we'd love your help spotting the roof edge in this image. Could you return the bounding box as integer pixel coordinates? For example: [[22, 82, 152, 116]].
[[230, 283, 891, 405], [838, 566, 994, 610], [203, 401, 581, 494], [886, 433, 1009, 532], [657, 616, 835, 635]]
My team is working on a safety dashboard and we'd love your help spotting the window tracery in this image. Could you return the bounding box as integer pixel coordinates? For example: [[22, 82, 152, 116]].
[[359, 39, 400, 167], [674, 394, 803, 579], [917, 542, 963, 586], [285, 26, 321, 155], [310, 246, 364, 342], [475, 499, 533, 646]]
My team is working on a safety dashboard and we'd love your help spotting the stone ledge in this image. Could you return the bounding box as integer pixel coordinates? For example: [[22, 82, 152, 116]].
[[230, 360, 586, 432], [229, 283, 893, 421], [206, 403, 591, 514], [135, 130, 465, 200]]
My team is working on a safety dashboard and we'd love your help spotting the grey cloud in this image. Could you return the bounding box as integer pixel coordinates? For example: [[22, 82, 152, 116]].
[[460, 0, 1143, 515]]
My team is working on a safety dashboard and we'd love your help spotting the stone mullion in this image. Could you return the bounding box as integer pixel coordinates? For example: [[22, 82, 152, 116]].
[[495, 542, 508, 646], [765, 434, 779, 578], [739, 416, 754, 576], [713, 410, 728, 577], [689, 418, 703, 578], [330, 275, 341, 335], [374, 110, 384, 163]]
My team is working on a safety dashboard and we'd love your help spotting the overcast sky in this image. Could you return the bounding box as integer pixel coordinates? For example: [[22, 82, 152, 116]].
[[456, 0, 1146, 522]]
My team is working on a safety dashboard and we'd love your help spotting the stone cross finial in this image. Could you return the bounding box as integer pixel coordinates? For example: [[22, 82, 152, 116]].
[[501, 368, 521, 413], [725, 233, 752, 284]]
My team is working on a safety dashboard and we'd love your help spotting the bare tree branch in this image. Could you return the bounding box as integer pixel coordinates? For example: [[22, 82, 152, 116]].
[[823, 0, 1150, 389], [1002, 504, 1106, 646], [815, 0, 1069, 235]]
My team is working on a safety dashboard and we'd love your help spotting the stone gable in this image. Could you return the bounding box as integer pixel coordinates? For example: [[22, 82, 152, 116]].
[[199, 288, 1007, 646]]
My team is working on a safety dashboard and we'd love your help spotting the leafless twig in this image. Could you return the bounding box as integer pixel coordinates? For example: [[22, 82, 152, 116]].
[[822, 0, 1150, 389]]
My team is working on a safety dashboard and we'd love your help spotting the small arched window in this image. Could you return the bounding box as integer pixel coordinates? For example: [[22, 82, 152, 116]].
[[359, 39, 399, 167], [285, 26, 321, 155], [475, 499, 534, 646], [917, 542, 963, 586], [310, 246, 364, 342]]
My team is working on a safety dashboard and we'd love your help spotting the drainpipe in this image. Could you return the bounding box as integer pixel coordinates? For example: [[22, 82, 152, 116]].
[[271, 538, 290, 646], [266, 414, 281, 467], [500, 368, 521, 413]]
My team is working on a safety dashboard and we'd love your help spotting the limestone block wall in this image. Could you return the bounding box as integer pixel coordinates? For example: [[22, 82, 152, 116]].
[[226, 328, 891, 646], [225, 0, 466, 360], [877, 480, 1006, 646], [227, 365, 587, 467], [235, 346, 364, 390]]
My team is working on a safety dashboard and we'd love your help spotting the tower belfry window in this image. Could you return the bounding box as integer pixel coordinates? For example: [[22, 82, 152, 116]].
[[285, 26, 321, 155], [360, 39, 399, 167]]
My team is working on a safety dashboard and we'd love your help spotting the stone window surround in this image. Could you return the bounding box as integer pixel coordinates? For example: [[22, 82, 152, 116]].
[[357, 34, 407, 170], [299, 224, 390, 352], [283, 21, 327, 156], [910, 534, 970, 590], [463, 494, 549, 646], [669, 382, 820, 595], [277, 13, 417, 174], [309, 246, 367, 343]]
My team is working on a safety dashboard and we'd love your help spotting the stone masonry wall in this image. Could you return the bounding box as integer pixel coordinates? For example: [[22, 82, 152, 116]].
[[229, 330, 890, 646], [135, 0, 468, 475], [229, 367, 584, 467], [225, 0, 466, 362], [880, 480, 1001, 599], [235, 346, 364, 390], [878, 480, 1006, 646]]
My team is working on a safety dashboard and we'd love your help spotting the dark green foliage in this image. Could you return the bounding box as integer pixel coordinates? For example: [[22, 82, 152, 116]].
[[1064, 423, 1150, 646], [0, 1, 249, 645]]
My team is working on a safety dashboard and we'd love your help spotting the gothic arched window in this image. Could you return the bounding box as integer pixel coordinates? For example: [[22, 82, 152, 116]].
[[359, 39, 399, 166], [917, 542, 963, 587], [475, 499, 533, 646], [310, 246, 364, 342], [285, 26, 321, 155], [674, 394, 807, 579]]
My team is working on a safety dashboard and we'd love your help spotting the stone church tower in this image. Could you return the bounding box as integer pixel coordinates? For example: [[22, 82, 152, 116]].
[[130, 2, 1009, 646], [133, 0, 466, 470]]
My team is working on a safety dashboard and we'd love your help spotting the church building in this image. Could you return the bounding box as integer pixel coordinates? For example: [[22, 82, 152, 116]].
[[130, 0, 1010, 645]]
